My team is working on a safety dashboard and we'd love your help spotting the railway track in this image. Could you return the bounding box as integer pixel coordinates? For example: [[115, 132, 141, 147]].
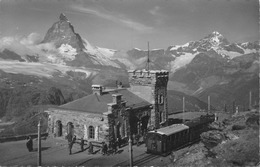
[[114, 152, 160, 166]]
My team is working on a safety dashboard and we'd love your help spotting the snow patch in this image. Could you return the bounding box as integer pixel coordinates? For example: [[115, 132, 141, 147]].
[[96, 47, 116, 58], [170, 45, 181, 51], [58, 44, 77, 61], [82, 38, 121, 68], [133, 48, 142, 51], [182, 42, 190, 47], [170, 52, 198, 72], [0, 60, 97, 79]]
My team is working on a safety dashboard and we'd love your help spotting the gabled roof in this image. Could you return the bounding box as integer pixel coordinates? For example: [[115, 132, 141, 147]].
[[57, 88, 151, 114]]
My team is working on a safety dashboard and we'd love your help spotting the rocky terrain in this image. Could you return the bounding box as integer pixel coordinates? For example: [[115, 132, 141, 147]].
[[170, 110, 259, 167]]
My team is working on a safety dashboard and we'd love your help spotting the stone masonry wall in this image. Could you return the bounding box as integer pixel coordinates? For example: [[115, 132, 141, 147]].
[[46, 109, 109, 142]]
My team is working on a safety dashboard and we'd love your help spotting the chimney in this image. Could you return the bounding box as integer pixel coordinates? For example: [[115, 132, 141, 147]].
[[117, 82, 123, 89], [112, 94, 122, 104], [92, 85, 103, 95]]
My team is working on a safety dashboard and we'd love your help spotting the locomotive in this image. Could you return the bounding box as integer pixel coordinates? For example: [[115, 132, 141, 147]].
[[145, 114, 214, 155]]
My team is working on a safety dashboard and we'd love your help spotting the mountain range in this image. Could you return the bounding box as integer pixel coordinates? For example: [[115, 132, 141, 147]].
[[0, 13, 258, 126]]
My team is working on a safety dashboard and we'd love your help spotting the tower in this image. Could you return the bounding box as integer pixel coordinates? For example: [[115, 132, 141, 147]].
[[128, 69, 169, 129]]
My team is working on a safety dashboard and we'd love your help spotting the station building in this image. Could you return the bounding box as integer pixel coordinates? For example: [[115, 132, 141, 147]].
[[45, 70, 169, 144]]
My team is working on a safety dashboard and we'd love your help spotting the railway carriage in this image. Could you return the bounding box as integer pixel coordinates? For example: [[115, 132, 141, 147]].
[[145, 114, 214, 155]]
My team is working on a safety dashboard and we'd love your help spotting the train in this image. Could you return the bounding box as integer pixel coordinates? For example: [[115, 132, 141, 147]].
[[145, 114, 215, 156]]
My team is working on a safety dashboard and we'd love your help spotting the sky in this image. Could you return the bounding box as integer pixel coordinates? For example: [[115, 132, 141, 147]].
[[0, 0, 258, 50]]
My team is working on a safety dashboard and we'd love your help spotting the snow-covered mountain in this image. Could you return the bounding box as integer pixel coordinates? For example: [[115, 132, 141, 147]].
[[167, 32, 259, 110], [0, 13, 258, 113], [114, 31, 259, 110], [117, 31, 259, 73], [0, 14, 128, 87]]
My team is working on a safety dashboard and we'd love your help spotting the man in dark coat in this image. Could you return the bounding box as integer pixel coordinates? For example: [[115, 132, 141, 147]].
[[80, 137, 84, 152], [26, 136, 33, 152]]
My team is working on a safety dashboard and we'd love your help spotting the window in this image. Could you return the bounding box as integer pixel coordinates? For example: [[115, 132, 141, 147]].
[[88, 126, 95, 139], [158, 94, 164, 104]]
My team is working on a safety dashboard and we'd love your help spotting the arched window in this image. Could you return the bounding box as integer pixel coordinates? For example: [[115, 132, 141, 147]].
[[88, 126, 95, 139], [158, 94, 164, 104]]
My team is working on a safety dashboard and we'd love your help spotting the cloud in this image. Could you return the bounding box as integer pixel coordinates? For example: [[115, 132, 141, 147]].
[[20, 33, 42, 45], [149, 6, 160, 16], [71, 5, 153, 33], [0, 33, 57, 57]]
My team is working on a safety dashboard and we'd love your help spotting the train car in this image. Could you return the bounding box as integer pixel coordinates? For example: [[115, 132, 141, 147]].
[[146, 124, 189, 155], [184, 115, 214, 143], [146, 114, 214, 156]]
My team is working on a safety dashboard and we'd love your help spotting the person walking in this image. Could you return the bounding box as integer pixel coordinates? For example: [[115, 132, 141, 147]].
[[68, 135, 77, 155]]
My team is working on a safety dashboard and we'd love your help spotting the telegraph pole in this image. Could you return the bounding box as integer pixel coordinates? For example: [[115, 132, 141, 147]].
[[182, 97, 185, 123], [147, 42, 150, 71], [249, 91, 252, 110], [208, 96, 210, 114], [127, 108, 133, 167], [38, 118, 42, 166], [129, 136, 133, 167]]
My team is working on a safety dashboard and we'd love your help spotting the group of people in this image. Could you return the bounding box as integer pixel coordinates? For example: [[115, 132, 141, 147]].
[[88, 138, 120, 155], [26, 133, 144, 155], [67, 135, 143, 155]]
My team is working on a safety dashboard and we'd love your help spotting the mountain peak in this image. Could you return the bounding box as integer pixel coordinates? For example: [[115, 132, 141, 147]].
[[212, 31, 221, 36], [200, 31, 229, 48], [59, 13, 68, 22], [42, 14, 85, 51]]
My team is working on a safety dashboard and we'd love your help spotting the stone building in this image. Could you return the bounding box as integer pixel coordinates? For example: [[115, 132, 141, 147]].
[[45, 70, 169, 144]]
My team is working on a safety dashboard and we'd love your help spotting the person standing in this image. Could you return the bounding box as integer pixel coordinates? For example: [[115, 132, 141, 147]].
[[101, 142, 105, 155], [80, 137, 84, 152], [113, 141, 117, 154], [88, 142, 93, 154], [104, 143, 108, 155], [26, 136, 33, 152]]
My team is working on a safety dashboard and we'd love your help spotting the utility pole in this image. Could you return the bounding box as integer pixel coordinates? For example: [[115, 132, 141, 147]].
[[208, 96, 210, 114], [232, 101, 236, 114], [147, 42, 150, 71], [127, 108, 133, 167], [182, 97, 185, 123], [129, 136, 133, 167], [249, 91, 252, 110], [38, 118, 42, 166]]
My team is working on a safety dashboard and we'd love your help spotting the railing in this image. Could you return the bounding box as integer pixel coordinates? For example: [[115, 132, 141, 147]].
[[0, 132, 48, 143]]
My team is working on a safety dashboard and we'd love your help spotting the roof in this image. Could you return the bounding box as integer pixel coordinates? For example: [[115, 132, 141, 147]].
[[150, 124, 189, 136], [184, 115, 214, 128], [169, 112, 208, 120], [57, 88, 151, 114]]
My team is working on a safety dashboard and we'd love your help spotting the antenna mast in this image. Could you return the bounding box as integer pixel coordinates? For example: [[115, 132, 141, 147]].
[[147, 42, 150, 71]]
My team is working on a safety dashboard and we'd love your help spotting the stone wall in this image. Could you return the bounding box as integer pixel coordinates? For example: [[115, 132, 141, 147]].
[[45, 108, 109, 142]]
